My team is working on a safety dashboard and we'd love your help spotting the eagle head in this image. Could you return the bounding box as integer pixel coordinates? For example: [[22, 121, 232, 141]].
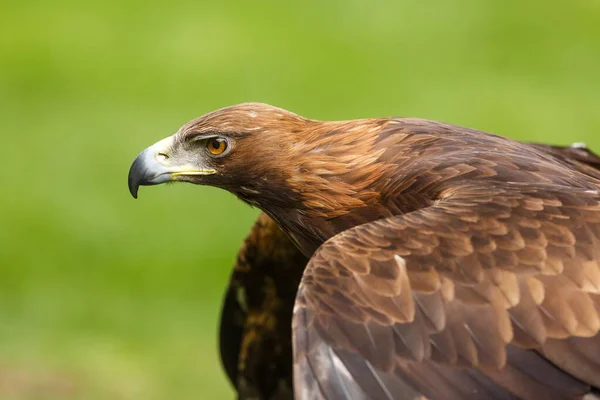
[[128, 103, 312, 207]]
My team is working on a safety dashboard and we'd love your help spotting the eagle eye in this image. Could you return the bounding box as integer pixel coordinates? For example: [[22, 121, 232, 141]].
[[207, 137, 229, 156]]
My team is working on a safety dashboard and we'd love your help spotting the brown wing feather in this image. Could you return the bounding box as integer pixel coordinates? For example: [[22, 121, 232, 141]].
[[219, 213, 308, 399], [293, 182, 600, 400], [528, 143, 600, 180]]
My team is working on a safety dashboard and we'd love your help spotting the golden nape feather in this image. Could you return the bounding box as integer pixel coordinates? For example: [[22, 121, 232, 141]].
[[128, 103, 600, 399]]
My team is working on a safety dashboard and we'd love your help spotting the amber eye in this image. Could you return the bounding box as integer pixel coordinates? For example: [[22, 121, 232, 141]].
[[207, 138, 228, 156]]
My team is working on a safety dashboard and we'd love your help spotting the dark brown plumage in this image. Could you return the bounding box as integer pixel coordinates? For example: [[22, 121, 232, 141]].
[[220, 213, 307, 399], [128, 103, 600, 399]]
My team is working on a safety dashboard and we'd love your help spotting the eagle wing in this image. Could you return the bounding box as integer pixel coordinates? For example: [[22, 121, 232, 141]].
[[219, 213, 308, 399], [292, 181, 600, 400]]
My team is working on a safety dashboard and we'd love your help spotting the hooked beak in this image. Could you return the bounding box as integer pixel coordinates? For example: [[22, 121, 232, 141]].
[[128, 136, 216, 198]]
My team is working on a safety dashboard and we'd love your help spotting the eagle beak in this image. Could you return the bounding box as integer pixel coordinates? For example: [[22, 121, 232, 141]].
[[128, 136, 216, 199]]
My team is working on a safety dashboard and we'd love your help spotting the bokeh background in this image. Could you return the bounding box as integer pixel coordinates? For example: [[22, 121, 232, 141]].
[[1, 0, 599, 398]]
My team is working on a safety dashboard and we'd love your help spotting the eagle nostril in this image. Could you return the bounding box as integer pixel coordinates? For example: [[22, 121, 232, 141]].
[[156, 152, 169, 163]]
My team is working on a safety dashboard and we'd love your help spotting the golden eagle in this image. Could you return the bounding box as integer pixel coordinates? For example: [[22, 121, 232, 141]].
[[128, 103, 600, 400]]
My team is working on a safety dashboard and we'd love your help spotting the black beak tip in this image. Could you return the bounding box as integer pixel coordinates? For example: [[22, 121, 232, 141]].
[[128, 175, 140, 199], [128, 158, 142, 199], [129, 186, 139, 199]]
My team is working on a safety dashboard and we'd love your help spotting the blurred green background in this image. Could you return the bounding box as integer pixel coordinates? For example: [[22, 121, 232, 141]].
[[1, 0, 599, 398]]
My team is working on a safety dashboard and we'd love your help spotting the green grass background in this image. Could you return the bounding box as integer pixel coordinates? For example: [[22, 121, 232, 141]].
[[1, 0, 599, 398]]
